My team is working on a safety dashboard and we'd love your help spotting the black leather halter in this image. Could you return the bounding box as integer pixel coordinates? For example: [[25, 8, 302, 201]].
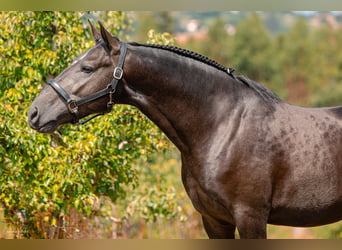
[[48, 41, 127, 125]]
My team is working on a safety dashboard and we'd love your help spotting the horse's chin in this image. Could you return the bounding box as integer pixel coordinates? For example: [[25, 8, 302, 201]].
[[29, 112, 73, 134], [35, 121, 60, 134], [33, 118, 71, 134]]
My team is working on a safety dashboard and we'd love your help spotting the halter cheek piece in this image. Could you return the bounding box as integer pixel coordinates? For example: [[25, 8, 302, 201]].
[[48, 41, 127, 125]]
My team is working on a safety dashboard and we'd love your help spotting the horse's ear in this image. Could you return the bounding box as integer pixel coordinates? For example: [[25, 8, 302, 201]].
[[88, 20, 101, 44], [98, 21, 120, 54]]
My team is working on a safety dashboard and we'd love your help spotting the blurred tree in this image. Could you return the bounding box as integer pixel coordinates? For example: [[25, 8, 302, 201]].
[[135, 12, 175, 42], [135, 12, 159, 42], [231, 13, 277, 89], [200, 17, 231, 66], [308, 24, 342, 107], [263, 12, 289, 35], [156, 12, 175, 34], [276, 16, 314, 105]]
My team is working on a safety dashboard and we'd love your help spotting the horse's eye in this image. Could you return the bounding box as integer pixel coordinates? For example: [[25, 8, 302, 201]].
[[81, 66, 94, 74]]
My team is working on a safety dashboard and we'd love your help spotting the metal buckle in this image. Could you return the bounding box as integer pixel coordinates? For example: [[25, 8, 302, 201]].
[[107, 89, 114, 109], [67, 100, 78, 114], [113, 67, 123, 80]]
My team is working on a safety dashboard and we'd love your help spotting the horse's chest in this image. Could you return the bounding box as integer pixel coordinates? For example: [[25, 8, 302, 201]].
[[181, 169, 233, 222]]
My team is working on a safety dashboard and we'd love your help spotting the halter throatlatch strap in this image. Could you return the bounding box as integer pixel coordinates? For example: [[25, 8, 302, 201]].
[[107, 41, 127, 109], [47, 41, 127, 125]]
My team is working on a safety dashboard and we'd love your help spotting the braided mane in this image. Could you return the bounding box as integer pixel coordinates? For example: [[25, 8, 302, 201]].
[[127, 42, 283, 104], [129, 42, 234, 78]]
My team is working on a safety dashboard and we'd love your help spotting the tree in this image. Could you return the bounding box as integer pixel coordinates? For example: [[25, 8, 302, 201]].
[[230, 13, 277, 87], [201, 17, 231, 66], [135, 12, 175, 42], [276, 16, 315, 105], [0, 11, 174, 238], [308, 23, 342, 107]]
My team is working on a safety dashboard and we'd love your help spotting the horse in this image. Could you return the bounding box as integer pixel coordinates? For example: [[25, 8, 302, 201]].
[[28, 22, 342, 239]]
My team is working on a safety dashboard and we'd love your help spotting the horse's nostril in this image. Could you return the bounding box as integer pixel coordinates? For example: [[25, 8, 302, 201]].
[[29, 106, 39, 126]]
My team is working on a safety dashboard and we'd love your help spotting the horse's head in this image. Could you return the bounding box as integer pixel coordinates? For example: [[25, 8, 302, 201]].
[[28, 22, 126, 133]]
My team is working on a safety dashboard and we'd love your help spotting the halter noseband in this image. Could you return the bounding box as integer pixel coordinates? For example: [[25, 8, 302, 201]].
[[48, 41, 127, 125]]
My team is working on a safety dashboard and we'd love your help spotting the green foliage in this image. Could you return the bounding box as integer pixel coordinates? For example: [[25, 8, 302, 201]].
[[123, 154, 178, 224], [231, 14, 277, 83], [146, 29, 176, 46], [327, 223, 342, 238], [201, 17, 230, 65], [0, 11, 172, 238], [135, 12, 175, 43], [114, 150, 206, 239]]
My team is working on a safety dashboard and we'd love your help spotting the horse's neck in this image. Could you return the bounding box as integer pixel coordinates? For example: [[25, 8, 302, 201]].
[[123, 46, 245, 153]]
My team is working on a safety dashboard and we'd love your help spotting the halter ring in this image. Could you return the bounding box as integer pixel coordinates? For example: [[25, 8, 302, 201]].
[[67, 100, 79, 114]]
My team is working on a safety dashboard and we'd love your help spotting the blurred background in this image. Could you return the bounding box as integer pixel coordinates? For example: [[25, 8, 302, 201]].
[[0, 11, 341, 238]]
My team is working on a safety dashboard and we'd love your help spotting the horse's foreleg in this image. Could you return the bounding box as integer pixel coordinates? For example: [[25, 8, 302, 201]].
[[202, 215, 236, 239], [234, 207, 268, 239]]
